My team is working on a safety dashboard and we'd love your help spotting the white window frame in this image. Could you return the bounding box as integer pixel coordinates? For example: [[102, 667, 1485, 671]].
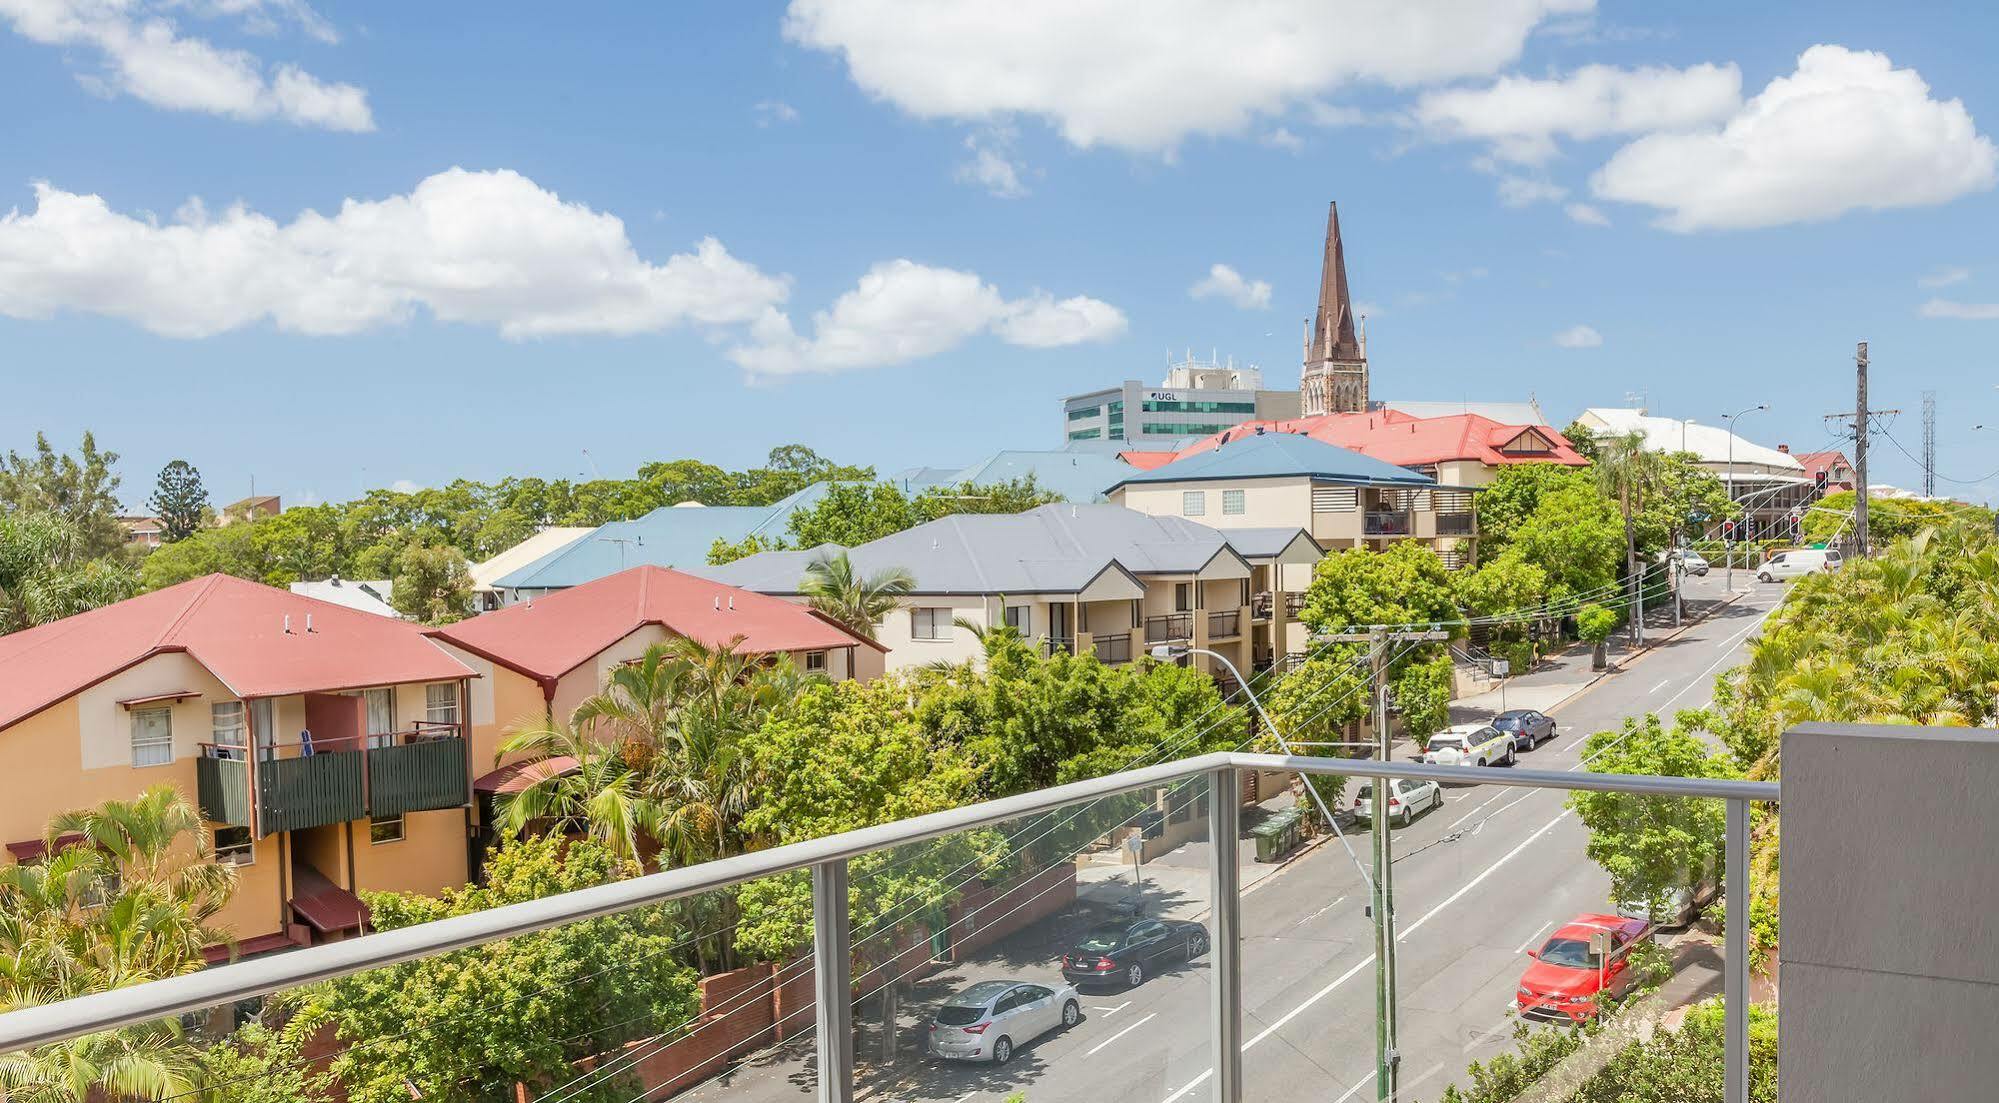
[[362, 687, 395, 749], [1181, 490, 1206, 517], [910, 607, 952, 641], [424, 683, 459, 728], [214, 826, 255, 866], [369, 814, 405, 845], [1003, 604, 1031, 635], [210, 701, 246, 760], [1222, 488, 1246, 516], [804, 650, 827, 672], [131, 706, 174, 768]]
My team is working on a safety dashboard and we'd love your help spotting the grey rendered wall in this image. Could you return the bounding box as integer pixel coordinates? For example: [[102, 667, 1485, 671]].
[[1781, 722, 1999, 1102]]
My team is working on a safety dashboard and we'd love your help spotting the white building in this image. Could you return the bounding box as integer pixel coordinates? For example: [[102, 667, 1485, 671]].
[[1577, 408, 1814, 538], [1062, 353, 1301, 447]]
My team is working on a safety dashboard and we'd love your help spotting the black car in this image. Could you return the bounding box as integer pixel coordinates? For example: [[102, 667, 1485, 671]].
[[1060, 918, 1210, 989], [1492, 709, 1557, 752]]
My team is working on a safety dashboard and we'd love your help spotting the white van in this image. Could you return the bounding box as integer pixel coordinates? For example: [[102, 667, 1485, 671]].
[[1757, 548, 1843, 582]]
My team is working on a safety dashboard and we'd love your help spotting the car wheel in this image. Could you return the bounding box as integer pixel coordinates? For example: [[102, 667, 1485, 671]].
[[1062, 1000, 1080, 1028], [1758, 572, 1772, 583], [1127, 962, 1145, 988], [1397, 806, 1412, 827], [992, 1037, 1013, 1065], [1188, 932, 1208, 960]]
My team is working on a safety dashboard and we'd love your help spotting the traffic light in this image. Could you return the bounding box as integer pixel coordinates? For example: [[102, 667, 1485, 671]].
[[1815, 468, 1830, 493], [1722, 520, 1737, 537]]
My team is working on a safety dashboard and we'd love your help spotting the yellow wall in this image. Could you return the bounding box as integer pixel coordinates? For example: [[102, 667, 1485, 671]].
[[210, 833, 285, 939], [351, 809, 468, 898], [291, 822, 351, 888]]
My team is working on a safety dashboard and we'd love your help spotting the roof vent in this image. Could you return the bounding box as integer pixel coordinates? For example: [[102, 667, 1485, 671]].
[[305, 614, 315, 633], [728, 595, 735, 610], [283, 614, 292, 634], [713, 595, 721, 610]]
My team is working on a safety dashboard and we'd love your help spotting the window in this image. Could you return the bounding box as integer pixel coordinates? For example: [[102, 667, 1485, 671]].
[[1174, 583, 1192, 612], [424, 683, 459, 727], [1312, 487, 1358, 513], [1143, 422, 1240, 436], [210, 701, 246, 760], [910, 608, 951, 641], [1222, 488, 1246, 515], [1068, 427, 1102, 441], [363, 687, 395, 749], [214, 826, 254, 866], [1003, 605, 1030, 634], [1140, 399, 1256, 414], [251, 698, 274, 761], [131, 706, 173, 767], [1181, 490, 1206, 517], [804, 650, 827, 672], [369, 815, 405, 844], [1067, 405, 1102, 421]]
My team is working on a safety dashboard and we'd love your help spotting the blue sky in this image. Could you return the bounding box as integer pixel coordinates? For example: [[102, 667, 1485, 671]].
[[2, 1, 1996, 508]]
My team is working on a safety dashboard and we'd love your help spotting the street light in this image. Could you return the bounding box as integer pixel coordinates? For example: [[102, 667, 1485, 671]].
[[1721, 404, 1768, 592]]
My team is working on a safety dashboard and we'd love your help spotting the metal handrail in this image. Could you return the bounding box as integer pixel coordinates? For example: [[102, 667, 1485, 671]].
[[0, 750, 1778, 1054]]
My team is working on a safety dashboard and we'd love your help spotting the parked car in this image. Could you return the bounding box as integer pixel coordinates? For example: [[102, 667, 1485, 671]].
[[1422, 723, 1514, 768], [1515, 914, 1651, 1023], [1757, 547, 1842, 582], [1060, 918, 1210, 989], [1615, 865, 1718, 928], [1352, 777, 1443, 827], [927, 980, 1081, 1065], [1671, 549, 1710, 576], [1491, 709, 1558, 753]]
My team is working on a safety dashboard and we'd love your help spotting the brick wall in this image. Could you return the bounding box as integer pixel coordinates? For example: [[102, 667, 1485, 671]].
[[617, 963, 776, 1099], [945, 864, 1078, 960]]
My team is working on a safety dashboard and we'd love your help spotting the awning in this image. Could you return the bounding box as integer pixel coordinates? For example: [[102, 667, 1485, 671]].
[[117, 690, 199, 709], [290, 863, 369, 933], [202, 932, 298, 964], [5, 833, 83, 862], [473, 755, 580, 795]]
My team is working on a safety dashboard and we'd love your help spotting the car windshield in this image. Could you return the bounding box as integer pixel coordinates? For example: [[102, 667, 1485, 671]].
[[1074, 926, 1124, 952], [1355, 783, 1375, 800], [1427, 736, 1465, 750], [935, 1004, 985, 1026], [1538, 937, 1600, 969]]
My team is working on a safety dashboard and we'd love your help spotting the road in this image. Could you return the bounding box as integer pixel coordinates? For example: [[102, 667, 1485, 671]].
[[681, 574, 1783, 1103]]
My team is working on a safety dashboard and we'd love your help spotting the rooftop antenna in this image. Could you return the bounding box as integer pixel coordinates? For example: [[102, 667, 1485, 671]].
[[1922, 391, 1938, 497]]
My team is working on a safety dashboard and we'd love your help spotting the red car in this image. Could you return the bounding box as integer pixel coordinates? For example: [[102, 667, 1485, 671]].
[[1515, 914, 1650, 1022]]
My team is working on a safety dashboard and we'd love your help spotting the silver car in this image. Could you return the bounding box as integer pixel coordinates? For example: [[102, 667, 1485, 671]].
[[927, 979, 1081, 1065]]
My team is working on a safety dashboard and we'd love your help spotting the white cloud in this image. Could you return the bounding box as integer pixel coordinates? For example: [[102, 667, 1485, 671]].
[[1553, 323, 1602, 348], [1564, 201, 1610, 226], [1918, 265, 1970, 288], [782, 0, 1592, 154], [389, 479, 422, 494], [1593, 46, 1998, 232], [754, 100, 800, 126], [1496, 174, 1567, 207], [1189, 263, 1272, 310], [1414, 62, 1741, 163], [0, 0, 372, 130], [728, 259, 1125, 377], [1919, 299, 1999, 320], [1260, 127, 1304, 153], [0, 168, 790, 339], [955, 128, 1030, 198]]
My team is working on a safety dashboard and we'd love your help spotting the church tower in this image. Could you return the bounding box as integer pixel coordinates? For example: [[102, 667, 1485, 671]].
[[1300, 201, 1369, 416]]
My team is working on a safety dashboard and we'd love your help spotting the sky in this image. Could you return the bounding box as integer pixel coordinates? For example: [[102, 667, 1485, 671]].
[[2, 0, 1997, 510]]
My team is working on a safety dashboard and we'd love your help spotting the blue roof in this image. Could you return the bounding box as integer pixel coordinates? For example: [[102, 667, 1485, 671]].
[[1105, 432, 1436, 491], [494, 482, 841, 591], [893, 449, 1133, 502]]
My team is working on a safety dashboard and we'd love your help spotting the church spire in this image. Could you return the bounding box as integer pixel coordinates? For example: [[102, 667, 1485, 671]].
[[1300, 201, 1369, 417]]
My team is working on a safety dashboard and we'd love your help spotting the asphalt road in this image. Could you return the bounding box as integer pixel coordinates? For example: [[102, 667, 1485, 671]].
[[681, 575, 1784, 1103]]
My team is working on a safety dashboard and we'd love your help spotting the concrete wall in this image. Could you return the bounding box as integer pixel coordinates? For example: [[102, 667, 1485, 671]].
[[1780, 722, 1999, 1103]]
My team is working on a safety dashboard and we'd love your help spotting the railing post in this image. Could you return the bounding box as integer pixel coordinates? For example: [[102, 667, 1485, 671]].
[[812, 859, 854, 1103], [1725, 797, 1749, 1103], [1208, 766, 1241, 1103]]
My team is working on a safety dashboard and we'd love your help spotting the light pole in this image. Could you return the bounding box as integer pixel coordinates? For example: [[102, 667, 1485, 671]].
[[1721, 404, 1768, 592]]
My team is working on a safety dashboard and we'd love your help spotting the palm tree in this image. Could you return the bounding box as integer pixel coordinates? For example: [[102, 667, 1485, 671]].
[[46, 787, 235, 924], [798, 551, 913, 641], [1593, 429, 1662, 643], [0, 1020, 198, 1103], [492, 722, 660, 864]]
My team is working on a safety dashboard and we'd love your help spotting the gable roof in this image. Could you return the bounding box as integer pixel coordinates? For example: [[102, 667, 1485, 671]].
[[1380, 399, 1550, 426], [429, 565, 881, 686], [1579, 408, 1804, 473], [894, 450, 1133, 503], [287, 578, 397, 618], [1794, 450, 1854, 483], [695, 504, 1292, 597], [0, 575, 476, 733], [471, 528, 593, 591], [1105, 431, 1438, 492], [493, 483, 840, 592], [1142, 410, 1588, 472]]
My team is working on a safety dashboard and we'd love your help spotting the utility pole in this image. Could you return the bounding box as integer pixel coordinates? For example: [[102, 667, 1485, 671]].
[[1824, 342, 1898, 559], [1325, 625, 1448, 1102]]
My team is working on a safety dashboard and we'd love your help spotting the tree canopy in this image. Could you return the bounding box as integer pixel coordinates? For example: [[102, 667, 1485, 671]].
[[147, 461, 208, 543]]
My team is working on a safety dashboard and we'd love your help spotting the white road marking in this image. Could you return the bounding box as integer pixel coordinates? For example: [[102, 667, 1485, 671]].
[[1159, 810, 1573, 1103], [1333, 1071, 1375, 1103], [1654, 610, 1772, 714], [1292, 895, 1347, 927], [1514, 921, 1551, 955], [1650, 679, 1671, 694], [1084, 1012, 1156, 1057], [1093, 1001, 1130, 1016], [1396, 1060, 1449, 1098], [954, 1093, 979, 1103]]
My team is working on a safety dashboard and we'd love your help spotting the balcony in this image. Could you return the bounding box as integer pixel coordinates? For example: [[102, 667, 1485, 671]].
[[1438, 511, 1475, 536], [1207, 609, 1240, 639], [196, 723, 467, 834], [1250, 591, 1273, 620], [1284, 591, 1306, 617], [1144, 612, 1192, 642], [1043, 636, 1076, 657], [4, 746, 1814, 1103], [1364, 510, 1411, 535], [1091, 632, 1132, 664]]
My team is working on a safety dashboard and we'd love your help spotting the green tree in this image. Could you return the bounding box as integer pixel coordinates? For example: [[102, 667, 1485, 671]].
[[0, 432, 125, 558], [798, 550, 915, 640], [389, 542, 472, 623], [493, 721, 658, 864], [1577, 602, 1620, 671], [911, 476, 1061, 521], [1392, 655, 1454, 743], [303, 835, 699, 1103], [189, 1022, 328, 1103], [1567, 714, 1737, 917], [0, 511, 139, 633], [788, 482, 920, 547], [1594, 429, 1664, 625], [1297, 542, 1461, 637], [1562, 419, 1602, 463], [147, 460, 208, 543]]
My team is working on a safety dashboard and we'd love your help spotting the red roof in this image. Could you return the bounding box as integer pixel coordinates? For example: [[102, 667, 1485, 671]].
[[473, 755, 581, 794], [0, 575, 477, 733], [1794, 450, 1854, 485], [289, 863, 368, 932], [1116, 451, 1182, 471], [1153, 410, 1589, 470], [428, 565, 882, 687]]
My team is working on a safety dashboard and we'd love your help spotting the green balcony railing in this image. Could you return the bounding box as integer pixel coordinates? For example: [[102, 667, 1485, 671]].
[[257, 750, 365, 835], [197, 725, 467, 834], [195, 755, 253, 827], [369, 735, 470, 817]]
